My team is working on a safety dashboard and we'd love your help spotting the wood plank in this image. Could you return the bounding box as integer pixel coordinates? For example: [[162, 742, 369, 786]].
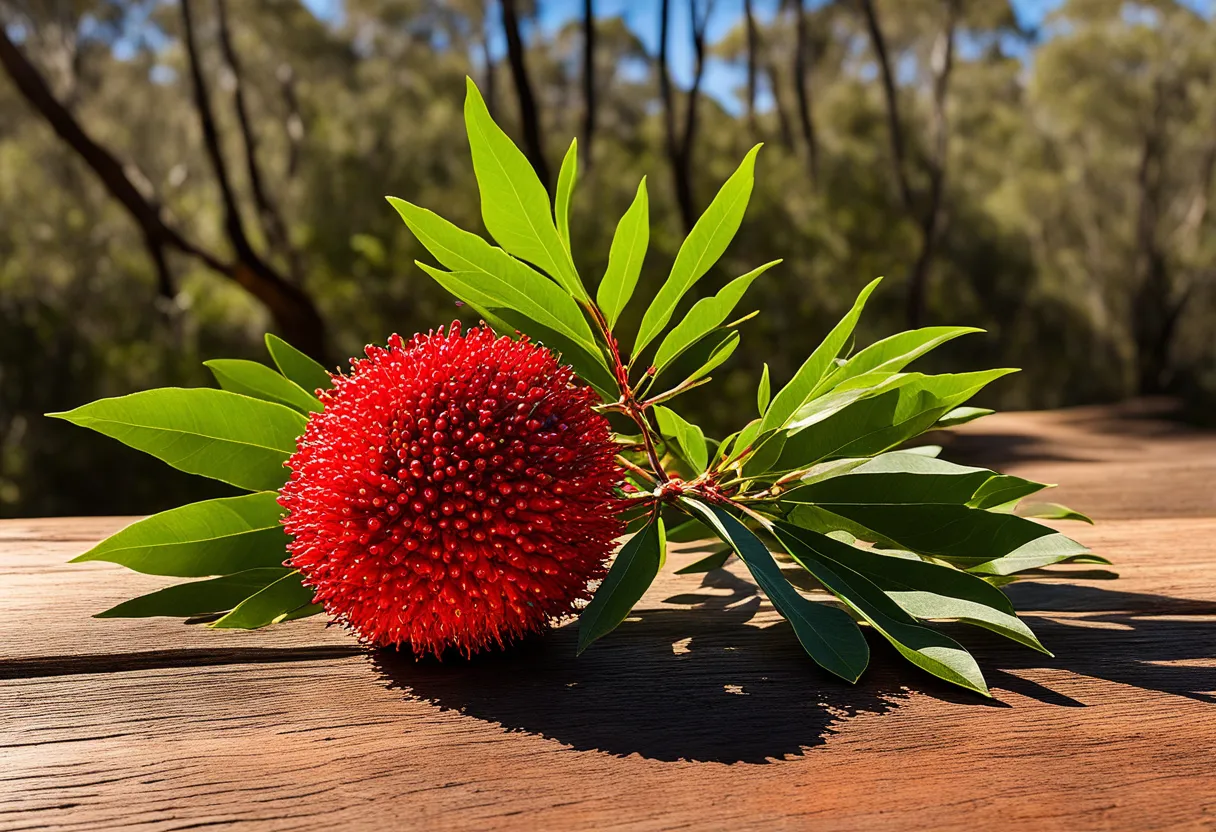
[[2, 405, 1214, 831]]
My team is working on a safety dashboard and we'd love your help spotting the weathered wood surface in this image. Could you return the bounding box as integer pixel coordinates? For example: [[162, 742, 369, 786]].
[[2, 401, 1214, 831]]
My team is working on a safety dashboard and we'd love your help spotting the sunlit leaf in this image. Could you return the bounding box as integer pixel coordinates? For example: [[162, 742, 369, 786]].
[[555, 138, 578, 256], [654, 405, 708, 474], [210, 570, 315, 629], [96, 568, 292, 618], [578, 513, 665, 653], [596, 177, 649, 330], [757, 363, 771, 415], [265, 333, 333, 394], [205, 359, 322, 414]]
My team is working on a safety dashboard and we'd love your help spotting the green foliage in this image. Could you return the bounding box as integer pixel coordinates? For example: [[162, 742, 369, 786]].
[[577, 512, 666, 654]]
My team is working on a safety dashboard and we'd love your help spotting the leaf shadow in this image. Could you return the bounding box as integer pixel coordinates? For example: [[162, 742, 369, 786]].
[[371, 572, 1215, 764]]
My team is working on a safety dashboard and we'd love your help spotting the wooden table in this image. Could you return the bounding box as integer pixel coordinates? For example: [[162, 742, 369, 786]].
[[3, 401, 1214, 830]]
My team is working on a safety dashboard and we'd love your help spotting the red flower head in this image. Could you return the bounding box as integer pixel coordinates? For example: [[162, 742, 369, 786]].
[[279, 323, 624, 657]]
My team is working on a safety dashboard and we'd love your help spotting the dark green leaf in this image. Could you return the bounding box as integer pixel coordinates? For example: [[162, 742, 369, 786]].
[[463, 78, 585, 300], [674, 546, 733, 574], [665, 517, 715, 543], [265, 333, 333, 394], [596, 177, 649, 330], [205, 359, 322, 414], [210, 571, 315, 629], [682, 499, 870, 683], [49, 389, 306, 492], [577, 514, 666, 653], [555, 138, 578, 256], [634, 145, 762, 355], [71, 492, 289, 577], [96, 568, 292, 618]]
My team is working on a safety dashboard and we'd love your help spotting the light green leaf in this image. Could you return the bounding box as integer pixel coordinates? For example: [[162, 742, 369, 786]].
[[757, 363, 771, 415], [49, 389, 306, 492], [555, 138, 578, 256], [682, 499, 870, 683], [265, 333, 332, 394], [596, 177, 650, 329], [205, 359, 322, 414], [936, 406, 995, 428], [652, 260, 780, 373], [812, 326, 982, 399], [969, 474, 1052, 509], [665, 516, 715, 543], [463, 78, 585, 300], [671, 328, 741, 390], [1017, 502, 1094, 524], [654, 405, 708, 474], [210, 570, 315, 629], [773, 525, 990, 696], [760, 277, 883, 432], [577, 514, 666, 653], [967, 535, 1097, 576], [634, 145, 762, 355], [96, 567, 293, 619], [71, 492, 289, 577]]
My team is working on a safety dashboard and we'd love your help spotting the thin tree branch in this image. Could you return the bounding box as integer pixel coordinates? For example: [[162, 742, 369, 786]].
[[744, 0, 758, 135], [581, 0, 597, 168], [276, 63, 305, 178], [792, 0, 819, 187], [858, 0, 914, 212], [500, 0, 550, 190]]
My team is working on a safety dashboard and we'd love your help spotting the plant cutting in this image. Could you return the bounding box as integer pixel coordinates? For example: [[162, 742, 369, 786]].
[[54, 79, 1105, 697]]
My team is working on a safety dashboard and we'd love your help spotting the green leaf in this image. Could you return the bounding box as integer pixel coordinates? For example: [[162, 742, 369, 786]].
[[757, 363, 771, 415], [682, 499, 870, 683], [968, 474, 1051, 510], [49, 389, 306, 492], [936, 406, 995, 428], [812, 326, 982, 399], [96, 567, 293, 619], [71, 492, 289, 577], [667, 328, 741, 391], [596, 177, 650, 330], [774, 522, 1049, 655], [654, 405, 708, 474], [210, 570, 315, 629], [674, 546, 733, 574], [966, 535, 1096, 576], [555, 138, 578, 256], [265, 333, 332, 394], [1017, 502, 1094, 524], [665, 517, 715, 543], [772, 525, 990, 696], [577, 513, 666, 653], [416, 263, 617, 399], [205, 359, 322, 414], [633, 145, 762, 355], [652, 260, 780, 373], [463, 78, 585, 300]]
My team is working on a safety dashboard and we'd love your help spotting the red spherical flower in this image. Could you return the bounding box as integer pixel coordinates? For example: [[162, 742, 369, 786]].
[[279, 323, 624, 657]]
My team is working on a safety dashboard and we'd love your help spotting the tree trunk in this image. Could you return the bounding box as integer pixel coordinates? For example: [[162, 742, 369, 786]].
[[792, 0, 819, 188], [500, 0, 550, 191], [744, 0, 758, 136], [581, 0, 597, 168]]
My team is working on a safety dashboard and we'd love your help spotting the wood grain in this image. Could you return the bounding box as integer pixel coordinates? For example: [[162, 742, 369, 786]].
[[2, 404, 1214, 831]]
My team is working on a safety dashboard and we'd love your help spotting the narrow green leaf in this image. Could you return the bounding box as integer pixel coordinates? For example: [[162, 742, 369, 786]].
[[265, 333, 332, 394], [671, 329, 741, 390], [555, 138, 578, 256], [634, 145, 762, 355], [274, 602, 325, 624], [96, 568, 292, 618], [665, 517, 715, 543], [654, 405, 708, 474], [596, 177, 650, 329], [761, 277, 882, 432], [682, 499, 870, 683], [652, 260, 780, 374], [812, 326, 982, 399], [773, 525, 990, 696], [577, 514, 666, 653], [966, 535, 1095, 576], [210, 571, 315, 629], [674, 546, 733, 574], [757, 363, 771, 415], [205, 359, 322, 414], [71, 492, 289, 577], [969, 474, 1052, 509], [936, 406, 995, 428], [1017, 502, 1094, 524], [463, 78, 585, 300], [49, 389, 306, 492]]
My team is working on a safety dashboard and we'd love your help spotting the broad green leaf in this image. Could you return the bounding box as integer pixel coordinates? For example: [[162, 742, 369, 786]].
[[205, 359, 322, 414], [49, 389, 306, 492], [903, 444, 943, 457], [774, 522, 1049, 654], [71, 492, 289, 577], [388, 198, 599, 350], [652, 260, 780, 373], [1017, 502, 1094, 524], [936, 406, 995, 428], [265, 333, 332, 394], [555, 138, 578, 256], [760, 277, 882, 432], [96, 567, 292, 618], [773, 525, 990, 696], [417, 264, 617, 399], [757, 363, 771, 414], [674, 546, 733, 574], [211, 570, 315, 629], [683, 499, 870, 683], [634, 145, 762, 355], [577, 514, 666, 653], [812, 326, 982, 399], [654, 406, 708, 474], [596, 177, 650, 329], [463, 78, 585, 300], [969, 474, 1051, 509], [967, 536, 1098, 576]]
